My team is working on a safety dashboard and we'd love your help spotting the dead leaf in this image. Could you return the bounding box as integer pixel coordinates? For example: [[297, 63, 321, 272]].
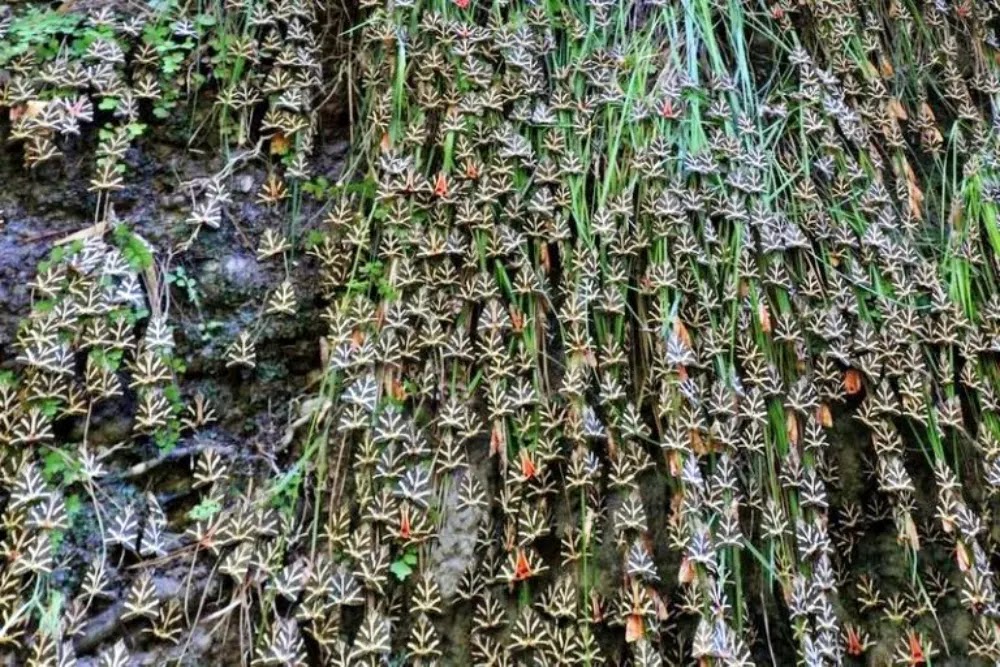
[[901, 511, 921, 550], [677, 556, 696, 584], [433, 171, 448, 197], [25, 99, 48, 120], [786, 410, 800, 446], [143, 261, 161, 319], [844, 368, 864, 395], [903, 160, 924, 219], [758, 302, 772, 334], [667, 450, 682, 477], [817, 403, 833, 428], [54, 221, 108, 246], [880, 56, 895, 78], [674, 319, 692, 347], [319, 337, 330, 367], [509, 306, 524, 333], [956, 542, 971, 571], [949, 200, 964, 230], [590, 590, 604, 623], [919, 102, 937, 125], [625, 615, 645, 643], [690, 428, 707, 455], [490, 421, 504, 457], [650, 588, 670, 621], [540, 244, 551, 273], [391, 377, 406, 401], [270, 132, 291, 156], [888, 97, 908, 121]]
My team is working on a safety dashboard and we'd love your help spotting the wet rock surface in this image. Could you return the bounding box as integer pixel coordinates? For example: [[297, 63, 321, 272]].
[[429, 470, 486, 601], [0, 131, 345, 662]]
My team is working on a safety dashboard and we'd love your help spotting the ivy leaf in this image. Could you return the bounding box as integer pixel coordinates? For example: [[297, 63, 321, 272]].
[[390, 559, 413, 581]]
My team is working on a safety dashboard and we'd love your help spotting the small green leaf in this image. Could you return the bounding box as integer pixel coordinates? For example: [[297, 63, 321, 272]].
[[42, 450, 68, 483], [65, 494, 83, 519], [304, 230, 326, 248], [38, 398, 62, 419], [49, 529, 66, 551], [154, 426, 180, 454], [187, 497, 222, 522], [39, 591, 65, 636], [390, 560, 413, 581], [33, 299, 55, 314]]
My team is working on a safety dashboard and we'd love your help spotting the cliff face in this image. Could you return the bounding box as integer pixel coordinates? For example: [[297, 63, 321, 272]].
[[0, 129, 345, 664], [4, 0, 1000, 665]]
